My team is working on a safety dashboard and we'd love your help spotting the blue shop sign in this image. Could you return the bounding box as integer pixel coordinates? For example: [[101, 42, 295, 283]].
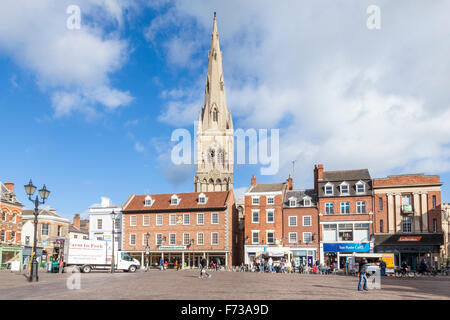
[[323, 243, 370, 253]]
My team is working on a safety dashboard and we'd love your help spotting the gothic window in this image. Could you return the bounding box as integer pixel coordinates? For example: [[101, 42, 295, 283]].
[[213, 108, 218, 122], [217, 149, 224, 164], [208, 148, 215, 163]]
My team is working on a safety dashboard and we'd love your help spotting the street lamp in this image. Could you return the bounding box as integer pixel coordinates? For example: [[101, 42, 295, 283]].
[[24, 179, 50, 282], [110, 210, 116, 273], [145, 232, 150, 272]]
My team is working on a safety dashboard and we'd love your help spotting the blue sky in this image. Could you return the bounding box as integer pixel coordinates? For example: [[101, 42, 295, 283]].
[[1, 0, 450, 219]]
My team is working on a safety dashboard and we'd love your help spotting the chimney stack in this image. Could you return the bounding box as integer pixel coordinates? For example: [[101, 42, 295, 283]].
[[4, 182, 14, 193], [286, 175, 293, 190], [251, 175, 257, 186], [318, 164, 324, 180], [73, 214, 80, 229], [314, 164, 324, 193]]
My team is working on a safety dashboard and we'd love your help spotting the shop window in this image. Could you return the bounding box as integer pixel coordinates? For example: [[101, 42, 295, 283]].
[[338, 224, 353, 241], [402, 216, 412, 233], [356, 201, 366, 214], [325, 203, 334, 214], [323, 224, 337, 242], [340, 202, 350, 214], [197, 233, 204, 245]]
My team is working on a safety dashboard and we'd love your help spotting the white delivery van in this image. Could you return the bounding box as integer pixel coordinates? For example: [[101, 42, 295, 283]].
[[64, 239, 140, 273]]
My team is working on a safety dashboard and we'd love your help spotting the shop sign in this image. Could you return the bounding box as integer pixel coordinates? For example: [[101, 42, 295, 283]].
[[398, 236, 422, 242], [323, 243, 370, 252], [159, 246, 186, 250]]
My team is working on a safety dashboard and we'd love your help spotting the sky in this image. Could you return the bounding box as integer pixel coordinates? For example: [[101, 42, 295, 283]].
[[1, 0, 450, 220]]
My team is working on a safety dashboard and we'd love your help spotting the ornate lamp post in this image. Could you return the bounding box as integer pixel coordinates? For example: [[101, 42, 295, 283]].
[[24, 179, 50, 282], [145, 232, 150, 272], [110, 210, 116, 273]]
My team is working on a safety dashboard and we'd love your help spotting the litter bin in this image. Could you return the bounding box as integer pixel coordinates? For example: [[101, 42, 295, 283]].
[[47, 262, 52, 273], [51, 261, 59, 273]]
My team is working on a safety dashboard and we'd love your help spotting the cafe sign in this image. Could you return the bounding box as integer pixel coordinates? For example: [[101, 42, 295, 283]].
[[159, 246, 186, 250], [398, 236, 422, 242]]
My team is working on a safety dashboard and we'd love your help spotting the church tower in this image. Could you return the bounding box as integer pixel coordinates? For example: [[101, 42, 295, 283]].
[[194, 13, 234, 192]]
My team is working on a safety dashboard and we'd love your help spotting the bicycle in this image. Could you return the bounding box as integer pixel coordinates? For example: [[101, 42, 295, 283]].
[[395, 268, 415, 278]]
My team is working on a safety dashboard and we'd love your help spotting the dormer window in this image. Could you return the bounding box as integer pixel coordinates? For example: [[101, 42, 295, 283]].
[[171, 194, 180, 205], [144, 195, 153, 207], [340, 182, 349, 195], [198, 193, 207, 204], [303, 196, 312, 207], [356, 181, 365, 194], [288, 197, 297, 207], [325, 183, 334, 196]]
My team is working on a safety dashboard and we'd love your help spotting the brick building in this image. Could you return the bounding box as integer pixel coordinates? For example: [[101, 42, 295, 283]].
[[314, 164, 374, 269], [243, 175, 288, 264], [372, 174, 445, 269], [69, 214, 89, 240], [283, 187, 320, 265], [121, 191, 239, 268], [0, 182, 24, 269]]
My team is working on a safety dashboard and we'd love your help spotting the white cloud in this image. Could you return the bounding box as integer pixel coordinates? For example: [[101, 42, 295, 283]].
[[0, 0, 134, 118], [147, 0, 450, 184]]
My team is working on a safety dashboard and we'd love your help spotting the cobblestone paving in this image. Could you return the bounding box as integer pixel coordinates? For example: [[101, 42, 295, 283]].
[[1, 269, 449, 300]]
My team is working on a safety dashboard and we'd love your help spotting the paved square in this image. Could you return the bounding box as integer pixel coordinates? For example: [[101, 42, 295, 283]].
[[0, 269, 449, 300]]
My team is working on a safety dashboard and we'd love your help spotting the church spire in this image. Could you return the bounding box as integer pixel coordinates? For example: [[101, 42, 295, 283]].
[[201, 13, 232, 131]]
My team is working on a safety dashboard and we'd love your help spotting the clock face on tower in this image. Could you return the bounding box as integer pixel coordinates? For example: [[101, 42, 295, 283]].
[[209, 168, 220, 179]]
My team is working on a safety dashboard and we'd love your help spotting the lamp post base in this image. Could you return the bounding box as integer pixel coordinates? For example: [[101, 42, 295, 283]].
[[29, 260, 39, 282]]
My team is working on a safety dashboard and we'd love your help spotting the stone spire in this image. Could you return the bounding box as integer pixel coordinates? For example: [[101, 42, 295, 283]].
[[200, 12, 233, 131]]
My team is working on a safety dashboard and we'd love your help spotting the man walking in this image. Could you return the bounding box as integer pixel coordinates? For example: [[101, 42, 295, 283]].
[[379, 259, 386, 276], [268, 257, 274, 273], [199, 257, 211, 279], [358, 258, 368, 291]]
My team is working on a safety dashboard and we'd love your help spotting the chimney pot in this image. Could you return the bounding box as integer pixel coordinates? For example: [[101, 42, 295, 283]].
[[4, 182, 14, 193], [251, 175, 257, 186]]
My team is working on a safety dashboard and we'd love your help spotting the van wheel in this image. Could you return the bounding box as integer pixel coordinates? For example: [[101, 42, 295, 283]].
[[82, 265, 92, 273], [129, 265, 137, 273]]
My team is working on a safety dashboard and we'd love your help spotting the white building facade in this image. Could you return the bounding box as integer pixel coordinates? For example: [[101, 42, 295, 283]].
[[88, 197, 122, 249]]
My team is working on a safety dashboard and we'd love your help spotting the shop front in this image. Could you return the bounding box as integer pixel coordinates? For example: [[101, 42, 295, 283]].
[[290, 248, 317, 267], [320, 242, 371, 269], [0, 245, 23, 270], [127, 248, 229, 269], [374, 233, 444, 270]]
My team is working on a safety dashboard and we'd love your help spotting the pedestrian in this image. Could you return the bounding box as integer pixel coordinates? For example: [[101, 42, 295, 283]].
[[199, 257, 211, 279], [358, 258, 368, 291], [379, 259, 386, 276], [259, 258, 265, 273], [159, 257, 164, 271], [268, 257, 274, 273]]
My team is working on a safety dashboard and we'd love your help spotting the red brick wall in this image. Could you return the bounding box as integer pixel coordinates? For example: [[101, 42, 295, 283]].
[[318, 196, 373, 215], [0, 203, 23, 243], [373, 194, 388, 233], [244, 192, 284, 245]]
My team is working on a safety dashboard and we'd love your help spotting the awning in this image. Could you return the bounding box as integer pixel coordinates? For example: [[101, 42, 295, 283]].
[[268, 252, 286, 257], [374, 233, 444, 246]]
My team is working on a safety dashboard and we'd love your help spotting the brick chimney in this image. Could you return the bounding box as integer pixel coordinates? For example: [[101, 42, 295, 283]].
[[73, 214, 80, 229], [314, 164, 324, 193], [4, 182, 14, 193], [251, 175, 257, 186], [286, 175, 293, 190]]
